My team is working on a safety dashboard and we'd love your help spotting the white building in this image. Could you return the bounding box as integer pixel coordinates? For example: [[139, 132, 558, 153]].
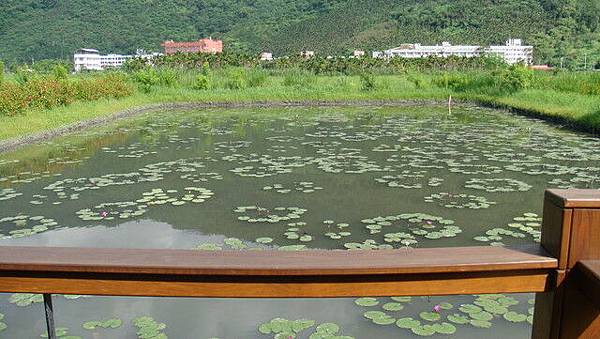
[[300, 51, 315, 59], [485, 39, 533, 65], [352, 50, 366, 58], [99, 54, 133, 69], [73, 48, 102, 72], [259, 52, 273, 61], [381, 42, 481, 59], [374, 39, 533, 65], [74, 48, 163, 72]]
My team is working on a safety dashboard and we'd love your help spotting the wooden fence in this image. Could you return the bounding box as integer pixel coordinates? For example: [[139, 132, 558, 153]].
[[0, 189, 598, 338]]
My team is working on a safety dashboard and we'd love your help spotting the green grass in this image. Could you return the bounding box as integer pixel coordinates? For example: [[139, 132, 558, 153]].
[[1, 73, 599, 141]]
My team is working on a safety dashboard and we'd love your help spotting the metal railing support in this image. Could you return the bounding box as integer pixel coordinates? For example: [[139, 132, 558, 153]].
[[43, 294, 56, 339]]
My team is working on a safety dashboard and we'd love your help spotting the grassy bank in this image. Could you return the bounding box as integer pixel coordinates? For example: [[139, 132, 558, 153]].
[[0, 70, 599, 141]]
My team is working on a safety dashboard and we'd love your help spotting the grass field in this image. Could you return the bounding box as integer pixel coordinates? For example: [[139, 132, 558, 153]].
[[1, 71, 599, 141]]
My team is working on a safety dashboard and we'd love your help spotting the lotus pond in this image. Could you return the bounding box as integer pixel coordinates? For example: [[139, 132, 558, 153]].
[[0, 105, 599, 338]]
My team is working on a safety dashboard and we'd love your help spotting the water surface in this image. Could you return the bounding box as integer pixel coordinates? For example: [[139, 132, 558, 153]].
[[0, 105, 598, 338]]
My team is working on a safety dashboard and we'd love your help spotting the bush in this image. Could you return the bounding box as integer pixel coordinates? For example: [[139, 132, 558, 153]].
[[52, 64, 69, 80], [192, 75, 210, 90], [407, 74, 428, 89], [132, 68, 159, 93], [499, 64, 533, 92], [359, 72, 376, 91], [224, 68, 247, 90], [14, 66, 34, 85], [433, 73, 471, 91], [0, 72, 134, 116], [0, 61, 4, 83], [282, 68, 316, 88], [25, 78, 76, 109], [579, 74, 600, 96], [0, 82, 28, 116], [246, 68, 267, 87], [157, 67, 177, 87]]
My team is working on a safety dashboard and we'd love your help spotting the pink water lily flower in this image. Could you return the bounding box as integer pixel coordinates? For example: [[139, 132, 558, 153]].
[[100, 211, 108, 218], [433, 304, 442, 313]]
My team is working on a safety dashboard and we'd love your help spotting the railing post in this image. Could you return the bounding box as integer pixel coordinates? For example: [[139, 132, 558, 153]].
[[43, 294, 57, 339], [532, 189, 600, 339]]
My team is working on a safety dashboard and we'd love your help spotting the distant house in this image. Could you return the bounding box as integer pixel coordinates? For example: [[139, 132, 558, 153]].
[[300, 51, 315, 59], [161, 37, 223, 55], [259, 52, 273, 61], [352, 50, 365, 58]]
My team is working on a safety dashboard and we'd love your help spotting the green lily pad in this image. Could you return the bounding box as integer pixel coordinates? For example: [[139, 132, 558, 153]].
[[355, 297, 379, 307]]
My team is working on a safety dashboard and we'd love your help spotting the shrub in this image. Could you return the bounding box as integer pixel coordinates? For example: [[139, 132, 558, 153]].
[[433, 73, 471, 91], [224, 68, 247, 90], [0, 82, 28, 116], [132, 68, 159, 93], [0, 61, 4, 83], [52, 64, 69, 80], [246, 68, 267, 87], [14, 66, 34, 85], [579, 74, 600, 96], [157, 67, 177, 87], [282, 68, 316, 88], [499, 64, 533, 92], [359, 72, 376, 91], [407, 74, 428, 89], [192, 75, 210, 90], [25, 78, 76, 109]]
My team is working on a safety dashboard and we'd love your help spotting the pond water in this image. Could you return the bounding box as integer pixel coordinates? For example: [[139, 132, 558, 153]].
[[0, 105, 598, 338]]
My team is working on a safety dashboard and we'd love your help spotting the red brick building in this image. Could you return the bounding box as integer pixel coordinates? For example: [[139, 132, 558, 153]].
[[161, 38, 223, 55]]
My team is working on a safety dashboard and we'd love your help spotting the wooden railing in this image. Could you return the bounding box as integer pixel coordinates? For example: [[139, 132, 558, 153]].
[[0, 189, 598, 338]]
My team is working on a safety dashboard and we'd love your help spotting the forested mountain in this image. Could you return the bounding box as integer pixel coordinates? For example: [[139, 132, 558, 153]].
[[0, 0, 598, 67]]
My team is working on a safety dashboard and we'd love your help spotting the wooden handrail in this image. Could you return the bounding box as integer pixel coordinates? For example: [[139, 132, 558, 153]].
[[0, 189, 598, 339], [0, 245, 556, 298]]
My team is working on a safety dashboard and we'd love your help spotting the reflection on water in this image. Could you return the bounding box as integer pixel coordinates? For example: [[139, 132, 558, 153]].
[[0, 105, 598, 337]]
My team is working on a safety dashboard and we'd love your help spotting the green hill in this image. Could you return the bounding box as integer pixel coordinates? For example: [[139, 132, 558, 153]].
[[0, 0, 598, 67]]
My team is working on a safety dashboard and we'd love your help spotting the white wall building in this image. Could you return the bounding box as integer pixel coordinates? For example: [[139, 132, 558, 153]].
[[381, 42, 481, 59], [259, 52, 273, 61], [485, 39, 533, 65], [374, 39, 533, 65], [73, 48, 102, 72], [74, 48, 163, 72]]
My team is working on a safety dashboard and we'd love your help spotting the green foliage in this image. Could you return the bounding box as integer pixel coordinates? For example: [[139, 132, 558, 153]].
[[192, 75, 210, 90], [283, 68, 316, 88], [359, 72, 376, 91], [31, 59, 72, 74], [246, 68, 267, 87], [132, 68, 159, 93], [0, 60, 4, 83], [407, 74, 429, 89], [1, 0, 597, 66], [223, 68, 247, 90], [14, 66, 34, 85], [0, 73, 133, 116], [52, 64, 69, 80], [156, 68, 177, 87], [499, 65, 534, 92], [432, 65, 533, 95]]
